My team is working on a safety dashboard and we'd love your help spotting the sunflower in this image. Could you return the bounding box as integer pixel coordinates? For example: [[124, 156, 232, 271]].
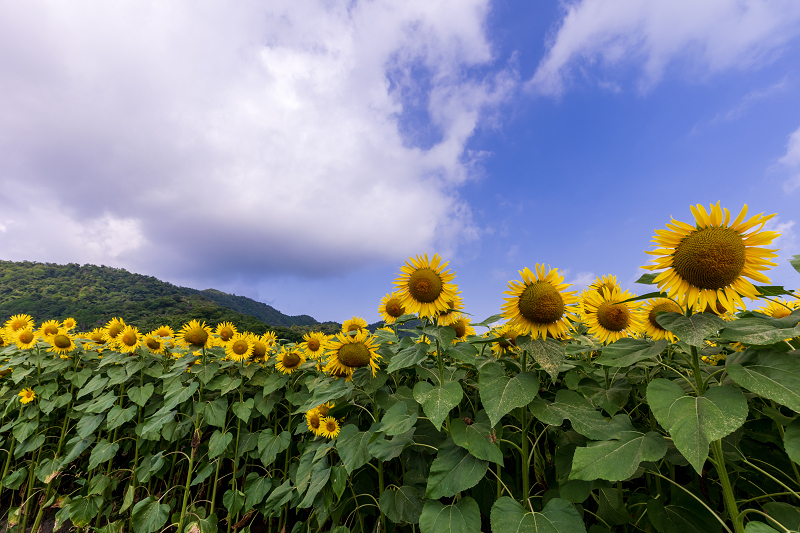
[[114, 325, 141, 354], [301, 331, 328, 359], [306, 409, 323, 436], [378, 292, 407, 324], [225, 333, 253, 362], [589, 275, 619, 296], [143, 333, 166, 355], [262, 331, 279, 348], [13, 327, 38, 350], [449, 313, 475, 341], [85, 328, 108, 351], [177, 320, 214, 349], [18, 387, 36, 404], [38, 319, 62, 342], [641, 298, 683, 342], [341, 317, 368, 335], [249, 334, 269, 361], [489, 323, 521, 357], [393, 254, 458, 318], [48, 331, 77, 356], [435, 294, 465, 327], [754, 299, 798, 319], [644, 202, 780, 313], [103, 317, 126, 344], [318, 416, 341, 439], [324, 330, 381, 378], [215, 322, 238, 345], [502, 265, 579, 339], [4, 314, 34, 334], [0, 331, 6, 348], [62, 317, 77, 330], [152, 325, 174, 338], [275, 347, 306, 374], [582, 286, 644, 344]]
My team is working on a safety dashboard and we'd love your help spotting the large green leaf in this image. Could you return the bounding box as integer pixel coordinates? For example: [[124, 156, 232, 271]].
[[423, 325, 457, 348], [128, 383, 154, 407], [762, 502, 800, 531], [257, 429, 291, 466], [88, 439, 119, 470], [450, 411, 503, 465], [646, 494, 722, 533], [204, 397, 228, 427], [129, 496, 168, 532], [387, 343, 430, 373], [425, 438, 488, 499], [208, 430, 233, 459], [570, 429, 667, 482], [647, 379, 748, 473], [490, 496, 586, 533], [106, 405, 136, 430], [369, 428, 415, 461], [336, 424, 375, 474], [243, 473, 272, 509], [784, 418, 800, 464], [380, 401, 419, 436], [721, 323, 800, 345], [577, 377, 632, 415], [655, 313, 725, 347], [727, 351, 800, 412], [518, 336, 565, 383], [380, 485, 424, 524], [419, 496, 480, 533], [223, 489, 246, 516], [296, 378, 353, 414], [76, 375, 109, 399], [414, 381, 462, 430], [480, 362, 540, 427], [162, 381, 199, 410], [529, 389, 626, 440], [595, 338, 668, 367], [68, 495, 103, 528]]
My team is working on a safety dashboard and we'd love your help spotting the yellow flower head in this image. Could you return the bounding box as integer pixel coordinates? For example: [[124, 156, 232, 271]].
[[318, 416, 341, 439], [641, 298, 683, 342], [117, 325, 141, 354], [644, 202, 780, 313], [489, 323, 521, 357], [378, 291, 407, 324], [301, 331, 329, 360], [38, 319, 62, 342], [341, 317, 368, 336], [393, 254, 458, 318], [103, 317, 127, 346], [225, 333, 254, 362], [177, 320, 214, 349], [262, 331, 279, 348], [85, 328, 108, 350], [48, 331, 77, 356], [306, 409, 323, 436], [249, 334, 269, 361], [13, 327, 38, 350], [4, 314, 34, 333], [449, 313, 475, 342], [324, 330, 381, 378], [143, 332, 166, 355], [275, 346, 306, 374], [502, 264, 579, 339], [61, 317, 77, 331], [215, 322, 238, 345], [152, 325, 174, 338], [581, 284, 644, 344], [18, 387, 36, 404], [754, 298, 798, 319], [435, 294, 465, 327]]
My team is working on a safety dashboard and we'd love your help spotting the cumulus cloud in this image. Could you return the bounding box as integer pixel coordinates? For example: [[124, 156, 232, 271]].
[[529, 0, 800, 95], [779, 126, 800, 193], [0, 0, 514, 282]]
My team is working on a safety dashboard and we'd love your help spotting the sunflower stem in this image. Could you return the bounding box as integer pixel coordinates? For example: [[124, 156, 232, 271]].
[[712, 439, 743, 533], [521, 349, 530, 508]]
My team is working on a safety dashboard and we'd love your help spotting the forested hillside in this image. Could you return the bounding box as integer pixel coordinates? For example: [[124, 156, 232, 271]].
[[0, 260, 339, 341]]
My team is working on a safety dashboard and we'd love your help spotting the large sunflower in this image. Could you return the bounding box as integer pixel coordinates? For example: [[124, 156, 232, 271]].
[[13, 327, 38, 350], [502, 265, 579, 339], [341, 317, 368, 335], [152, 325, 174, 338], [4, 314, 33, 333], [301, 331, 329, 360], [449, 313, 475, 342], [249, 334, 269, 362], [581, 286, 644, 344], [435, 294, 465, 327], [378, 292, 407, 324], [225, 333, 253, 362], [62, 317, 77, 331], [143, 332, 166, 355], [48, 331, 77, 357], [275, 347, 306, 374], [117, 325, 141, 354], [38, 319, 62, 343], [393, 254, 458, 318], [324, 330, 381, 378], [177, 320, 214, 349], [641, 298, 683, 342], [262, 331, 279, 348], [85, 328, 108, 351], [215, 322, 238, 346], [644, 203, 780, 313]]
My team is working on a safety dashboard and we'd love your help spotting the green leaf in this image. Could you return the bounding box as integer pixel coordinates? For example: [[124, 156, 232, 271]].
[[131, 496, 170, 533], [232, 398, 254, 422], [35, 457, 61, 484], [81, 391, 118, 414], [450, 411, 503, 465], [762, 502, 800, 531], [791, 254, 800, 275], [423, 325, 457, 348], [61, 435, 95, 467], [162, 381, 199, 410], [128, 383, 154, 407], [380, 401, 419, 436], [299, 463, 330, 508], [570, 430, 667, 482], [258, 429, 291, 466], [744, 523, 779, 533], [2, 468, 27, 490], [721, 322, 800, 345], [68, 495, 103, 528], [223, 489, 246, 516], [76, 375, 109, 399], [120, 484, 135, 513], [577, 377, 632, 416], [619, 291, 670, 304], [336, 424, 374, 474], [12, 419, 38, 442], [380, 485, 424, 524], [595, 338, 668, 367], [646, 495, 722, 533], [655, 313, 725, 347], [88, 439, 119, 470], [262, 373, 290, 395], [413, 381, 462, 430], [140, 408, 175, 437], [490, 496, 587, 533], [445, 342, 479, 362], [369, 428, 415, 461], [296, 378, 353, 414], [419, 496, 480, 533], [195, 362, 219, 384], [755, 285, 796, 297], [647, 380, 748, 473], [77, 413, 105, 439], [263, 479, 294, 516], [474, 313, 504, 328], [425, 438, 488, 499], [136, 452, 165, 483], [529, 389, 624, 440], [635, 273, 659, 285], [785, 419, 800, 464], [727, 351, 800, 413], [331, 465, 347, 499], [208, 430, 233, 459], [479, 362, 540, 427], [243, 472, 272, 509], [191, 463, 215, 487], [204, 397, 228, 427], [518, 336, 566, 383], [387, 343, 429, 373], [106, 405, 137, 430]]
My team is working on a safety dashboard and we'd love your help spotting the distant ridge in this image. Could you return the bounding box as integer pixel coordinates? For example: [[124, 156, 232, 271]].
[[193, 288, 318, 328]]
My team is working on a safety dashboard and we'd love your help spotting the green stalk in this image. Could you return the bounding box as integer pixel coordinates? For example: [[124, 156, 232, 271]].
[[712, 440, 743, 533], [177, 429, 199, 533], [521, 349, 530, 509]]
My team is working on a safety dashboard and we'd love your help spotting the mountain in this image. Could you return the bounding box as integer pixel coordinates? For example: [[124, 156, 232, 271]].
[[0, 260, 339, 341]]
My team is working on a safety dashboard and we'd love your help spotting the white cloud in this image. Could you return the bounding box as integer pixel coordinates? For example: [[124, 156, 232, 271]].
[[779, 125, 800, 193], [529, 0, 800, 95], [0, 0, 513, 279], [569, 271, 595, 290]]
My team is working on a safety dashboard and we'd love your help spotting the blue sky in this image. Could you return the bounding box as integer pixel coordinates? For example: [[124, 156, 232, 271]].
[[1, 1, 799, 325]]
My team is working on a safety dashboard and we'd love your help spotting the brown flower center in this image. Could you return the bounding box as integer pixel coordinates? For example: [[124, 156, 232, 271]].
[[219, 327, 234, 342], [282, 352, 301, 369], [317, 405, 330, 417], [408, 268, 443, 303], [231, 340, 249, 355], [252, 342, 266, 359], [43, 324, 59, 336], [385, 299, 405, 318], [306, 339, 320, 351], [107, 323, 123, 339], [452, 320, 467, 338], [337, 342, 371, 368], [672, 227, 746, 290], [518, 282, 565, 324], [145, 337, 161, 350], [19, 330, 35, 344], [597, 302, 631, 332], [309, 415, 320, 430], [53, 334, 72, 349], [184, 328, 208, 347], [121, 331, 138, 347]]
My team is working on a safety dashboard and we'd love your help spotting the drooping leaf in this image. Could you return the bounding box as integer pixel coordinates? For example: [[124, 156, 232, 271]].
[[257, 429, 291, 467], [414, 381, 462, 430], [191, 463, 215, 487], [369, 428, 415, 461], [380, 401, 419, 436], [263, 480, 294, 516], [419, 496, 480, 533], [791, 254, 800, 275], [106, 405, 137, 430], [204, 397, 228, 427], [223, 489, 246, 516], [450, 411, 503, 465], [646, 495, 722, 533], [76, 375, 109, 399], [655, 313, 725, 347], [529, 389, 627, 440], [647, 379, 748, 473], [570, 430, 667, 482], [727, 351, 800, 412], [88, 439, 119, 470], [208, 430, 233, 459], [577, 377, 632, 415], [518, 336, 566, 383], [479, 362, 540, 427], [387, 343, 430, 373], [232, 398, 254, 422], [131, 496, 170, 533], [762, 502, 800, 531], [68, 495, 103, 528], [423, 325, 457, 348], [2, 468, 27, 490], [425, 438, 488, 499], [77, 413, 105, 440], [336, 424, 374, 474], [490, 496, 587, 533], [380, 485, 424, 524], [243, 472, 272, 509]]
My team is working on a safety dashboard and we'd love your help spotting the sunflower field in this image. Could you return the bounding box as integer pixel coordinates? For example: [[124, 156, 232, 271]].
[[1, 203, 800, 533]]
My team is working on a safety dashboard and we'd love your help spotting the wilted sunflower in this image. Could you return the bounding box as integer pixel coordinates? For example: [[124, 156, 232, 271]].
[[215, 322, 238, 345], [275, 347, 306, 374], [318, 416, 341, 439], [581, 286, 644, 344], [393, 254, 458, 318], [315, 402, 334, 417], [324, 330, 381, 378], [502, 265, 579, 339], [116, 325, 141, 354], [378, 292, 407, 324], [4, 314, 33, 333], [142, 332, 166, 355], [225, 333, 253, 362], [306, 409, 323, 436], [435, 294, 465, 327], [85, 328, 108, 351], [449, 313, 475, 341], [18, 387, 36, 404], [38, 319, 62, 342], [13, 327, 38, 350], [301, 331, 328, 359], [62, 317, 77, 330], [48, 331, 77, 357], [644, 202, 780, 313], [341, 317, 368, 335], [755, 299, 798, 319], [489, 323, 521, 357], [177, 320, 214, 349], [641, 298, 683, 342]]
